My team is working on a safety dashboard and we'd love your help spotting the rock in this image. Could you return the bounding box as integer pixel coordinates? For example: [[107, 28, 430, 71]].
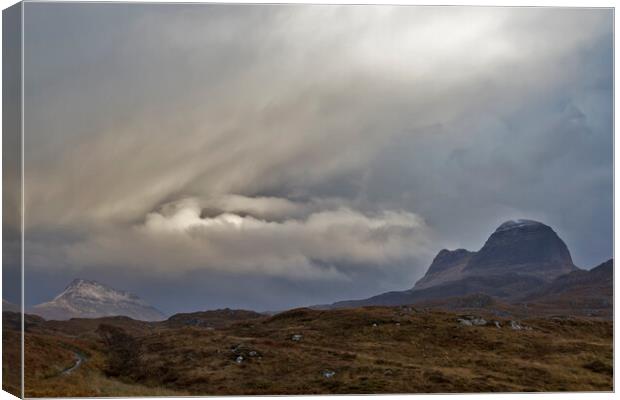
[[291, 334, 303, 341], [372, 323, 378, 327], [322, 370, 336, 378], [232, 344, 246, 353], [230, 344, 262, 359], [510, 320, 523, 330], [457, 315, 487, 326]]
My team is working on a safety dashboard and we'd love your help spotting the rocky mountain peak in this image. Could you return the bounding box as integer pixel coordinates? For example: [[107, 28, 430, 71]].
[[32, 279, 166, 321], [55, 279, 142, 304], [412, 219, 577, 295], [427, 249, 473, 275], [494, 219, 546, 233], [465, 219, 575, 276], [329, 220, 608, 314], [412, 248, 473, 291], [66, 278, 98, 288]]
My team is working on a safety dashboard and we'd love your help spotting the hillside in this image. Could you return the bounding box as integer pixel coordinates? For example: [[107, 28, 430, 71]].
[[165, 308, 264, 329], [4, 305, 612, 397], [517, 259, 613, 317]]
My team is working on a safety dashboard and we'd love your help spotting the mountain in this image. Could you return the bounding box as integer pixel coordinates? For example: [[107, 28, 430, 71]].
[[415, 219, 577, 292], [464, 219, 576, 278], [30, 279, 166, 321], [412, 248, 474, 291], [521, 259, 613, 314], [330, 219, 593, 309]]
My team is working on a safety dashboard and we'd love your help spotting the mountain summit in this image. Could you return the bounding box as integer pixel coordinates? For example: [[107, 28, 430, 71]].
[[31, 279, 166, 321], [465, 219, 575, 277], [330, 219, 588, 309], [413, 219, 577, 292]]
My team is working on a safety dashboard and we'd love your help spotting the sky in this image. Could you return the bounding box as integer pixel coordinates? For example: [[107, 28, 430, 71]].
[[6, 4, 613, 314]]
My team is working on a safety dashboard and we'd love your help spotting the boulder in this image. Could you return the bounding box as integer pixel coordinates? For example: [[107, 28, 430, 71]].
[[457, 315, 487, 326], [322, 370, 336, 378]]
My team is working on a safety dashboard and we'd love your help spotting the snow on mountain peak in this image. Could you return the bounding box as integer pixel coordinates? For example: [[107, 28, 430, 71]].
[[55, 279, 142, 304], [495, 219, 545, 233], [34, 279, 166, 321]]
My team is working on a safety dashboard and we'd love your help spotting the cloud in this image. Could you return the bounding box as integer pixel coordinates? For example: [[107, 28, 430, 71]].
[[35, 196, 433, 282], [19, 4, 612, 310], [190, 195, 308, 220], [22, 6, 611, 230]]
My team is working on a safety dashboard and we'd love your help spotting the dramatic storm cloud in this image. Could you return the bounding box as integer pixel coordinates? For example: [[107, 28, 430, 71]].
[[62, 196, 433, 281], [17, 4, 612, 313]]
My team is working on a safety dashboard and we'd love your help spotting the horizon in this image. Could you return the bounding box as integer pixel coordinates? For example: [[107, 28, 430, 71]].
[[3, 4, 613, 315]]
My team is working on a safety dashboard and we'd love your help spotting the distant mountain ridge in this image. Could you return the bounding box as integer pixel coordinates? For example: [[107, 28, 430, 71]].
[[30, 279, 166, 321], [165, 308, 264, 328], [522, 259, 613, 309], [329, 219, 610, 312]]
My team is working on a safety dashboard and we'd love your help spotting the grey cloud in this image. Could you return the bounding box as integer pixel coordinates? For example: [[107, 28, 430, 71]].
[[29, 196, 434, 283]]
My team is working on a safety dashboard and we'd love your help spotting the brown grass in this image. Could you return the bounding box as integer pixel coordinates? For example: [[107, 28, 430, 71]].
[[2, 330, 21, 397], [5, 306, 613, 396]]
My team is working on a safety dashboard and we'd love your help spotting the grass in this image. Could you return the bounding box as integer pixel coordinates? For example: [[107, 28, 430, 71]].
[[3, 306, 613, 396]]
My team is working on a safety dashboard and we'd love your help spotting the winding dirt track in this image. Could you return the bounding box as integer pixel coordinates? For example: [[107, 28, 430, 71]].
[[61, 351, 85, 375]]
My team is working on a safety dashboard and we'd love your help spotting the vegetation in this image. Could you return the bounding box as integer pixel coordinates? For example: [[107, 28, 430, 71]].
[[2, 305, 613, 397]]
